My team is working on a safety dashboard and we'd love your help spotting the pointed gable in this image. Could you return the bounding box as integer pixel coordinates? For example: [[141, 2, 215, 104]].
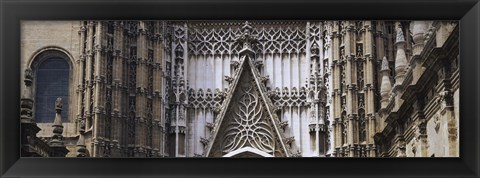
[[204, 55, 291, 157]]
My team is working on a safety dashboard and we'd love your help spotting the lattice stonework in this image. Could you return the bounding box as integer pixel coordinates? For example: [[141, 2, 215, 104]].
[[188, 22, 307, 55]]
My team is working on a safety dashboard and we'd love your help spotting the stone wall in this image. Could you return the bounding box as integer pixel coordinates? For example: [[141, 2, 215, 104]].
[[21, 21, 81, 138]]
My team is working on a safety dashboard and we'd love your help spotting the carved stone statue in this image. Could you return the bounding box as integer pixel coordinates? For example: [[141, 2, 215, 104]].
[[310, 42, 319, 56], [356, 45, 363, 57]]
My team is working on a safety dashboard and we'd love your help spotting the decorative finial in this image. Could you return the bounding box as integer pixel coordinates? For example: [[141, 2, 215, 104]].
[[381, 56, 390, 71], [55, 97, 63, 113], [50, 97, 65, 147], [242, 21, 252, 31], [235, 21, 258, 56], [380, 56, 393, 109], [395, 25, 405, 43]]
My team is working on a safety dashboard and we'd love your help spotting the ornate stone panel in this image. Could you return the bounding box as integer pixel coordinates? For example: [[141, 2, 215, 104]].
[[206, 59, 288, 157]]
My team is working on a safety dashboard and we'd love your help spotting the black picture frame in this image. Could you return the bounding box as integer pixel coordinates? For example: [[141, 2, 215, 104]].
[[1, 0, 479, 177]]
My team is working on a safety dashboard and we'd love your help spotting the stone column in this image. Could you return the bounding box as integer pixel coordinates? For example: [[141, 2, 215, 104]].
[[325, 21, 335, 156], [364, 21, 377, 156], [111, 21, 125, 157], [171, 22, 188, 157], [84, 21, 95, 133], [307, 22, 327, 156], [331, 21, 341, 156], [76, 22, 87, 134], [344, 21, 356, 157], [152, 22, 164, 157], [134, 21, 148, 157], [92, 22, 106, 157]]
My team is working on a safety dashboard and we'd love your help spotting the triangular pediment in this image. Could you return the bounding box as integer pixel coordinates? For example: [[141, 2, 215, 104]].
[[204, 55, 291, 157]]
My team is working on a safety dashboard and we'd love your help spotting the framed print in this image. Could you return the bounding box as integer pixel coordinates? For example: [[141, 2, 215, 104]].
[[1, 0, 479, 177]]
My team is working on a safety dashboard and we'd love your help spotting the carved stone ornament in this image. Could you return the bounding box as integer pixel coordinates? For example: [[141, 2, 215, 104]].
[[24, 68, 33, 85], [381, 56, 390, 71], [235, 21, 259, 55], [396, 25, 405, 43], [55, 97, 63, 112]]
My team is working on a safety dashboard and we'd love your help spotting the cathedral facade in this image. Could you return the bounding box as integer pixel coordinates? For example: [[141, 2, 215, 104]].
[[20, 20, 459, 157]]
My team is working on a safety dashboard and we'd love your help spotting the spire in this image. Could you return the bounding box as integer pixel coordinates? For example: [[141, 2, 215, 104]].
[[235, 21, 258, 57], [394, 22, 408, 85], [48, 97, 70, 157], [380, 57, 392, 109]]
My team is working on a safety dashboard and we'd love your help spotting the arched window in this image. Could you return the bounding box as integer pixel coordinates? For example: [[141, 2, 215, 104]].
[[34, 56, 70, 123]]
